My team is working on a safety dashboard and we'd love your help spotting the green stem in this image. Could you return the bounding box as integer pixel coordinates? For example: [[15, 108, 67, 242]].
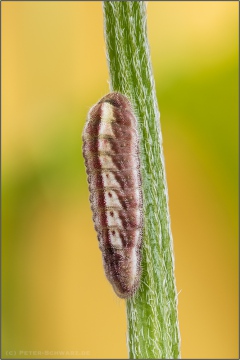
[[103, 2, 181, 359]]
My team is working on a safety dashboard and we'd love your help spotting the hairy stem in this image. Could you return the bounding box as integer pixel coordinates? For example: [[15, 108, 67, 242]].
[[103, 2, 181, 358]]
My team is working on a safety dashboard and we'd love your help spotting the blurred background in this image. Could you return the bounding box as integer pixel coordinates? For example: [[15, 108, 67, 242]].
[[2, 2, 238, 359]]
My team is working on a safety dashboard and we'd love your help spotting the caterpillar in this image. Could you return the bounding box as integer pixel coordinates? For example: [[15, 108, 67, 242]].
[[82, 92, 143, 298]]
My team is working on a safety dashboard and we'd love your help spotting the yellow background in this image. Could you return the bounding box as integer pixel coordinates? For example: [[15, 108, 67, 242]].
[[2, 2, 238, 359]]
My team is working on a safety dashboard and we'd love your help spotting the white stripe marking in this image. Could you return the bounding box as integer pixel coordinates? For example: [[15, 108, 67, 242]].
[[109, 229, 123, 249], [102, 171, 121, 188], [98, 138, 112, 152], [99, 103, 115, 137], [104, 189, 122, 208], [99, 154, 117, 169], [106, 209, 123, 227]]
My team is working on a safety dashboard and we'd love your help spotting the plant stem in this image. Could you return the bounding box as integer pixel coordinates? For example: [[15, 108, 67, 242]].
[[103, 2, 181, 359]]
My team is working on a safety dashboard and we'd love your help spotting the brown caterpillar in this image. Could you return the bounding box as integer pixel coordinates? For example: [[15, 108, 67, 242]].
[[82, 92, 143, 298]]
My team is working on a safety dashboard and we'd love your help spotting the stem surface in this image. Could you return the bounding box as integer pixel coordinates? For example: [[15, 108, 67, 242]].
[[103, 2, 181, 358]]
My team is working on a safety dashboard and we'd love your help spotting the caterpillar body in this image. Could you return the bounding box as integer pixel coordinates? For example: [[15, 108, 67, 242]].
[[82, 92, 143, 298]]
